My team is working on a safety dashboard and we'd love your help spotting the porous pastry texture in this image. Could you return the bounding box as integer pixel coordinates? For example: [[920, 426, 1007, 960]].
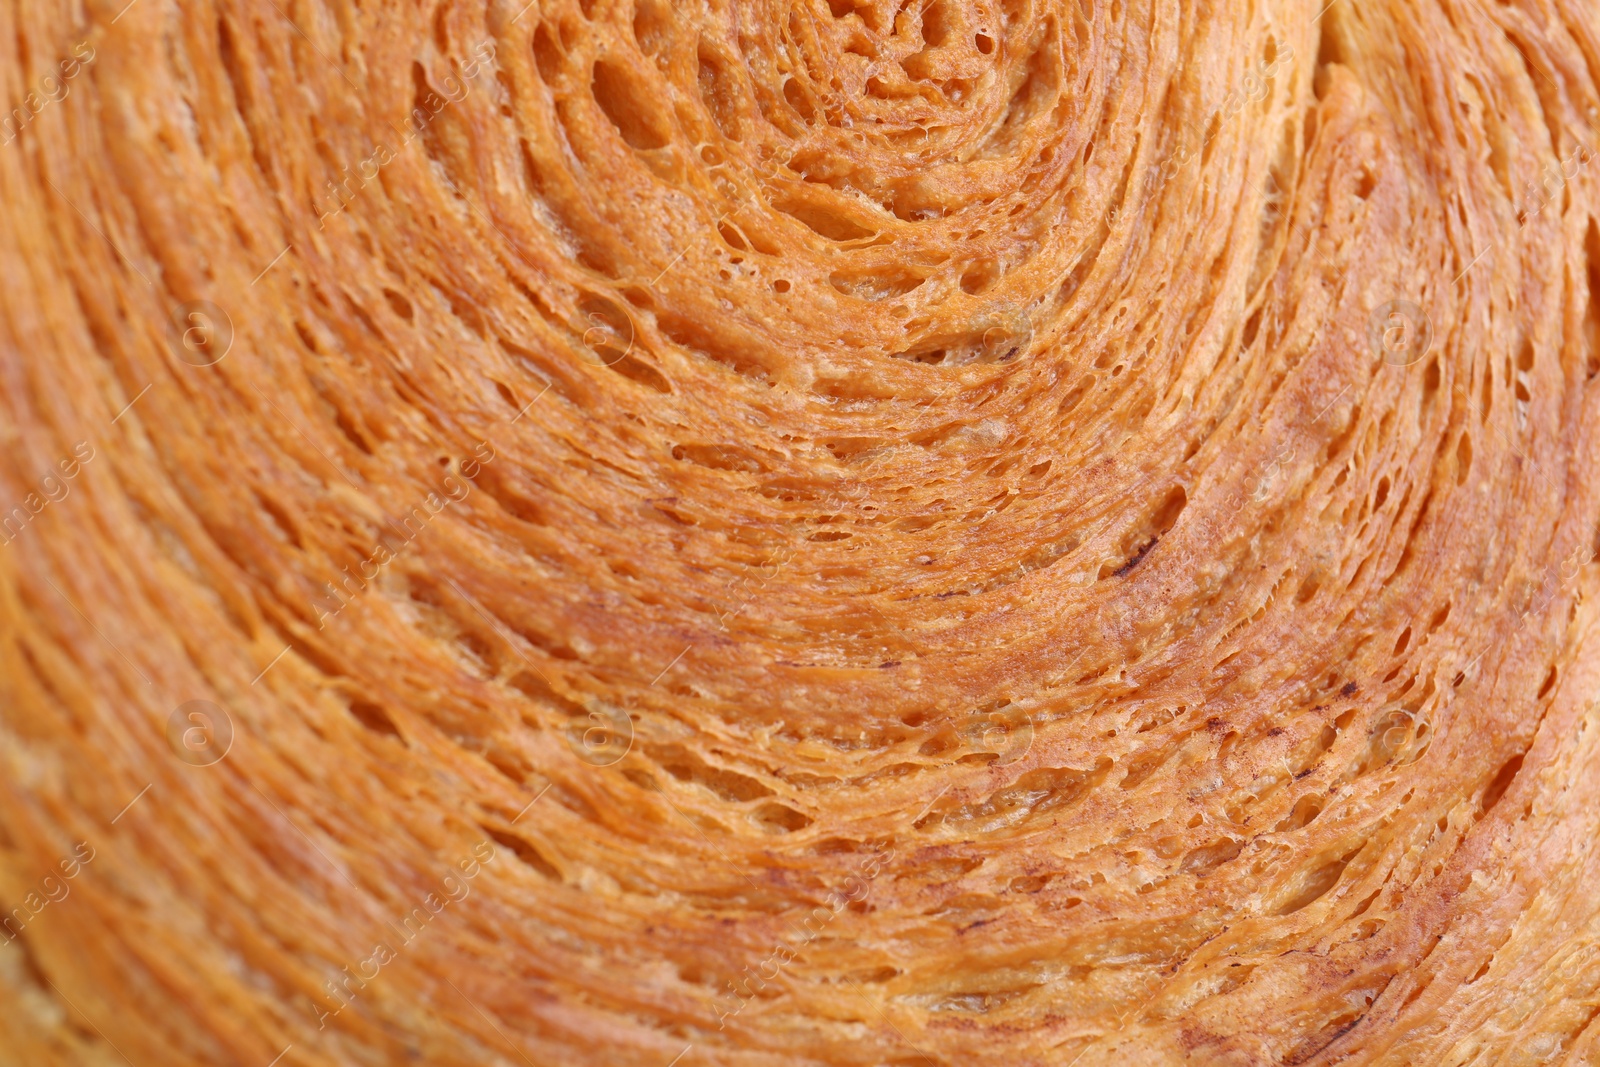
[[3, 0, 1600, 1063]]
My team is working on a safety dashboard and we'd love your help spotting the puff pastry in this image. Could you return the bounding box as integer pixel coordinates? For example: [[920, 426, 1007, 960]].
[[3, 0, 1600, 1064]]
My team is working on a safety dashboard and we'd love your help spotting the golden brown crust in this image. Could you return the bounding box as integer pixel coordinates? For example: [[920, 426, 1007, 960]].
[[3, 0, 1600, 1064]]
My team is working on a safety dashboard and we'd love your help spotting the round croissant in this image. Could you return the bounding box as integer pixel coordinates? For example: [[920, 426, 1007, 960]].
[[3, 0, 1600, 1064]]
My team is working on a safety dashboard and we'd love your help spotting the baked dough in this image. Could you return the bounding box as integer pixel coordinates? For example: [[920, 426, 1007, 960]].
[[3, 0, 1600, 1063]]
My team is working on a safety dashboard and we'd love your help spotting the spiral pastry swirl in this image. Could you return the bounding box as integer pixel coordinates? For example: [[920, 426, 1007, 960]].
[[3, 0, 1600, 1064]]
